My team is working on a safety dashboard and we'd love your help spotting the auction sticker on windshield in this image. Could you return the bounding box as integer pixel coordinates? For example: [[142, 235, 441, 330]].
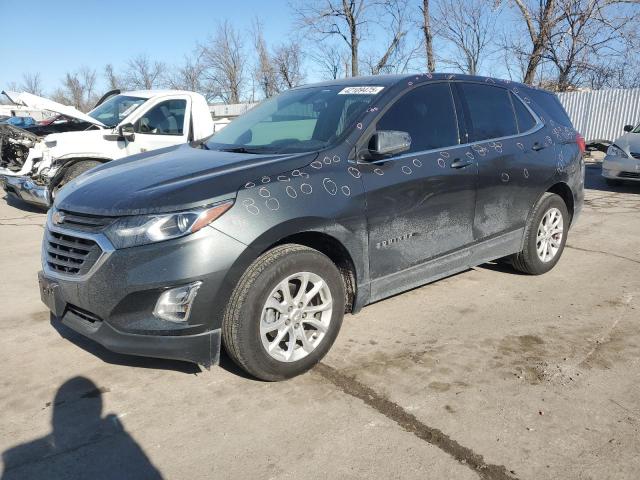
[[338, 86, 384, 95]]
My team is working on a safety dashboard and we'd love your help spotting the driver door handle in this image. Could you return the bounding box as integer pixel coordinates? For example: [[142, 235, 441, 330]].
[[532, 142, 547, 151], [450, 158, 473, 169]]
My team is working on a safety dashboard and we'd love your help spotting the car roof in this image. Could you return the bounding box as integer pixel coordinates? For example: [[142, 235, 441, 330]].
[[294, 73, 540, 93], [121, 90, 203, 99]]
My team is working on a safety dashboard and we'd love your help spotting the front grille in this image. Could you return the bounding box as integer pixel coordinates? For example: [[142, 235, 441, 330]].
[[619, 171, 640, 179], [630, 152, 640, 159], [45, 229, 103, 276], [55, 210, 115, 232]]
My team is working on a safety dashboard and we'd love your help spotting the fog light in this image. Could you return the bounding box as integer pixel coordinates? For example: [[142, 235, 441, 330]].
[[153, 281, 202, 323]]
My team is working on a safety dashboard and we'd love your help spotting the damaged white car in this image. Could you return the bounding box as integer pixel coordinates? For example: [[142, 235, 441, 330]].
[[0, 90, 214, 207]]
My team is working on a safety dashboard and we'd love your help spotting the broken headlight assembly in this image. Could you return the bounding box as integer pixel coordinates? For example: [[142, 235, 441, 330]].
[[103, 200, 234, 249]]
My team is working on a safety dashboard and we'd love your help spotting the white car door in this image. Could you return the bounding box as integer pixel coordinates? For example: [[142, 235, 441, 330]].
[[126, 96, 191, 155]]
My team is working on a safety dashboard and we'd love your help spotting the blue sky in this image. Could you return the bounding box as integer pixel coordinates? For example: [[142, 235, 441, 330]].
[[0, 0, 295, 92]]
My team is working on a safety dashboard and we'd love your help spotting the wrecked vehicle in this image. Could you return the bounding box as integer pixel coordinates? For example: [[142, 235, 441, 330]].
[[39, 74, 584, 381], [0, 90, 214, 207]]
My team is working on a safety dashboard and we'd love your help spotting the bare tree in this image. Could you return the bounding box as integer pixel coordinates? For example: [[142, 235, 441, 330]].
[[166, 52, 217, 100], [499, 0, 562, 84], [252, 21, 279, 98], [273, 43, 306, 89], [419, 0, 436, 72], [104, 64, 122, 91], [51, 67, 98, 111], [293, 0, 367, 76], [20, 72, 44, 96], [434, 0, 498, 75], [310, 42, 347, 79], [200, 21, 247, 103], [122, 54, 165, 90], [545, 0, 639, 91], [364, 0, 414, 74]]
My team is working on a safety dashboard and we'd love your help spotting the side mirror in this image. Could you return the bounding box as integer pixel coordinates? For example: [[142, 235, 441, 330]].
[[366, 130, 411, 159], [119, 123, 135, 141], [623, 124, 634, 133]]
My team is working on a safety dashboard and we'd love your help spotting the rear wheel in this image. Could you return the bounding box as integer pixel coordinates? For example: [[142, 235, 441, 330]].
[[512, 193, 569, 275], [222, 244, 345, 381]]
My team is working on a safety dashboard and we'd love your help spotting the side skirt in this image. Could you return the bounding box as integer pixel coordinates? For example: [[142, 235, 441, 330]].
[[368, 228, 523, 304]]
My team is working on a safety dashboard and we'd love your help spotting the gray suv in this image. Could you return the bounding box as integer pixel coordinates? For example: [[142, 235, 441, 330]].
[[38, 74, 585, 381]]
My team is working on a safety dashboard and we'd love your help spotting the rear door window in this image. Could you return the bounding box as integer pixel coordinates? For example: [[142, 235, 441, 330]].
[[511, 93, 537, 133], [459, 83, 518, 142], [376, 83, 459, 153]]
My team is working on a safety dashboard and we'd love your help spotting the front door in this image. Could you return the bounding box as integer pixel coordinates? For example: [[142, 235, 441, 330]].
[[127, 98, 190, 155], [358, 82, 478, 300]]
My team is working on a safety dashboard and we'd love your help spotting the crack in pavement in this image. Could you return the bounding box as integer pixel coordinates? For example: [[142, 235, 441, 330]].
[[566, 244, 640, 265], [315, 363, 518, 480]]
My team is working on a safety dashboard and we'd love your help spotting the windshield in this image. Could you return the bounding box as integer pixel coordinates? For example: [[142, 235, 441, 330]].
[[632, 124, 640, 134], [206, 85, 382, 154], [88, 94, 146, 127]]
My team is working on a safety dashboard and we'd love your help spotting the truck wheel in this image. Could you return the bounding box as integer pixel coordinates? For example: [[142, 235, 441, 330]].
[[51, 160, 102, 199], [222, 244, 345, 381], [511, 193, 569, 275], [605, 178, 622, 187]]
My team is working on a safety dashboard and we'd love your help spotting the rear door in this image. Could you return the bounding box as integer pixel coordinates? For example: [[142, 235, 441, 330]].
[[359, 82, 478, 297], [455, 82, 543, 242]]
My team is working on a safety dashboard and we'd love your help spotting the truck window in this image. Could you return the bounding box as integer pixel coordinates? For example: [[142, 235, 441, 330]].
[[135, 99, 187, 136], [459, 83, 518, 141], [376, 83, 458, 153]]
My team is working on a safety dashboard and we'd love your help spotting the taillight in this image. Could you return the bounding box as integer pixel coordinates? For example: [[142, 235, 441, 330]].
[[576, 133, 586, 154]]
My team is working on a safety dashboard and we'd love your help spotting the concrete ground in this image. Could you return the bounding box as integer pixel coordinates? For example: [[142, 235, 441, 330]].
[[0, 161, 638, 480]]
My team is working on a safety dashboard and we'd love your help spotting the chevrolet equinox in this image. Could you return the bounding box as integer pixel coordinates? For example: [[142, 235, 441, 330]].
[[39, 74, 585, 381]]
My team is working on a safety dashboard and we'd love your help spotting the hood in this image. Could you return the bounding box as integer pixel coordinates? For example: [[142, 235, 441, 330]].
[[2, 91, 106, 128], [612, 132, 640, 155], [55, 144, 316, 216]]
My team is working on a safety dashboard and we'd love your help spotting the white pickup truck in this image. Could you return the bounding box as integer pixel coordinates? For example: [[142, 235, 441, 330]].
[[0, 89, 214, 207]]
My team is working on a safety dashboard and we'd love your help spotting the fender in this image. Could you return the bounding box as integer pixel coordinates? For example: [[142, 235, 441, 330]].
[[208, 216, 368, 329], [50, 156, 112, 189]]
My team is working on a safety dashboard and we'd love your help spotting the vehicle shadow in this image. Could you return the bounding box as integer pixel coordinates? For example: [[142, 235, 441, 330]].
[[49, 315, 258, 380], [1, 376, 164, 480]]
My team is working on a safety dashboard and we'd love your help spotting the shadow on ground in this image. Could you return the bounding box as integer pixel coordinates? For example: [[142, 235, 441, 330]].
[[1, 377, 163, 480]]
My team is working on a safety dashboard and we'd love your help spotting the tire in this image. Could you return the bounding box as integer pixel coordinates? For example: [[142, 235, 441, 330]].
[[605, 178, 622, 187], [222, 244, 345, 381], [511, 193, 569, 275], [51, 160, 102, 199]]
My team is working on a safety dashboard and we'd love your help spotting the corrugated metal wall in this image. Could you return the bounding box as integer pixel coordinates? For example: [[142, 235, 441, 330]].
[[557, 88, 640, 143]]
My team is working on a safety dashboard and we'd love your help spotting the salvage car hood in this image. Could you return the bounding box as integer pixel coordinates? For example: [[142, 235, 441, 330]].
[[55, 143, 316, 216], [2, 91, 106, 128]]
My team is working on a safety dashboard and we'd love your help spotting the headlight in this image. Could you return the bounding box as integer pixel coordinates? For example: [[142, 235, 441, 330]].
[[607, 144, 628, 158], [104, 200, 234, 249]]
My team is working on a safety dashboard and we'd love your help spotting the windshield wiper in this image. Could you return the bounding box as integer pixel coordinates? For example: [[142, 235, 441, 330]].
[[218, 146, 266, 154]]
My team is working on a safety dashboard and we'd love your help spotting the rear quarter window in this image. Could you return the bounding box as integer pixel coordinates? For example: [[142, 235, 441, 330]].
[[510, 92, 537, 133], [524, 90, 573, 128]]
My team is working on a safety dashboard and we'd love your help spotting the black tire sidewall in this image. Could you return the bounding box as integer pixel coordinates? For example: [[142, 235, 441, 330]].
[[524, 194, 569, 274], [235, 249, 345, 380]]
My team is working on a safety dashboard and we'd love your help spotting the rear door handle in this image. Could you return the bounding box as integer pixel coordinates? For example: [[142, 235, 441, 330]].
[[450, 158, 473, 169], [532, 142, 546, 151]]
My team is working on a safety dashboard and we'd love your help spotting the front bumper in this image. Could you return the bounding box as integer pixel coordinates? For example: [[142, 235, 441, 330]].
[[1, 175, 50, 207], [602, 155, 640, 181], [39, 221, 248, 367]]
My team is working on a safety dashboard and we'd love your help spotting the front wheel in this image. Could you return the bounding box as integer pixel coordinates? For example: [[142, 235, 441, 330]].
[[51, 160, 102, 199], [511, 193, 569, 275], [222, 244, 345, 381]]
